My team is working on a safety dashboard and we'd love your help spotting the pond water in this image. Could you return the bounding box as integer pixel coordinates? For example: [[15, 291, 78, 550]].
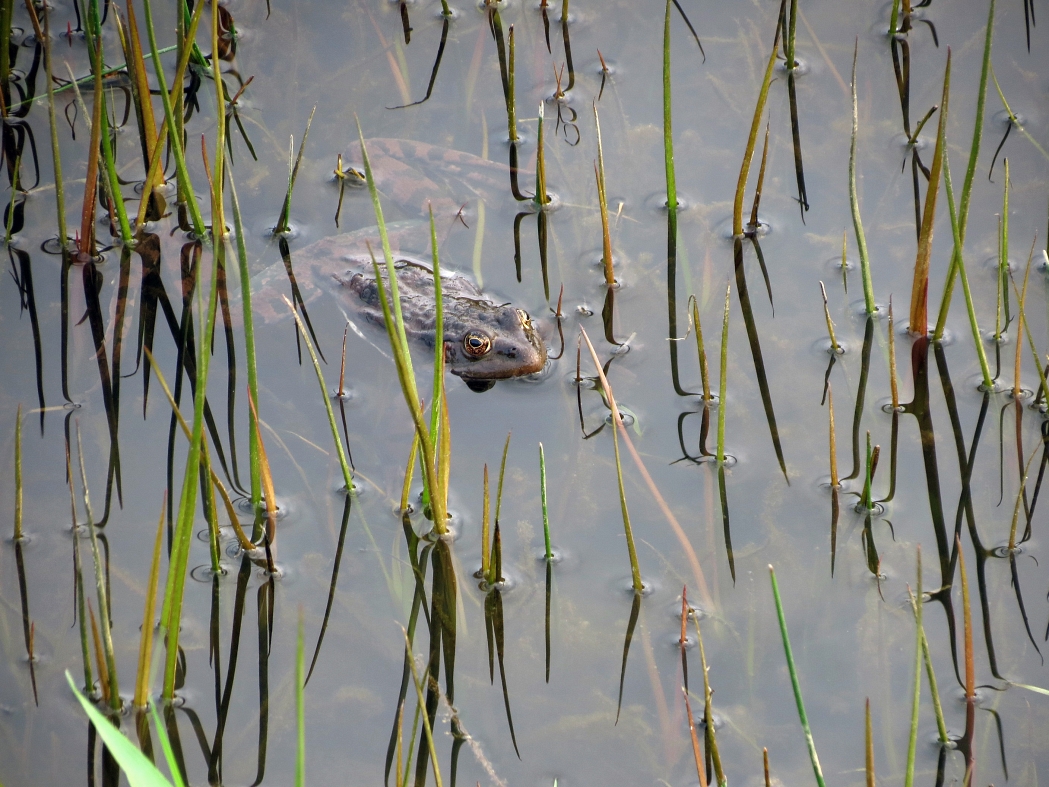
[[2, 0, 1049, 785]]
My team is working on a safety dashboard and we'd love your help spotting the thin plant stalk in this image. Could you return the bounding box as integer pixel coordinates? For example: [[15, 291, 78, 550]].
[[903, 547, 923, 787], [507, 24, 517, 142], [865, 698, 875, 787], [820, 282, 839, 352], [13, 404, 22, 541], [769, 565, 827, 787], [850, 40, 875, 315], [228, 172, 262, 504], [688, 296, 712, 401], [481, 464, 490, 578], [403, 629, 445, 787], [133, 495, 165, 708], [141, 0, 207, 237], [159, 245, 221, 700], [23, 1, 66, 245], [535, 102, 549, 207], [74, 424, 121, 711], [717, 282, 730, 463], [540, 443, 552, 560], [663, 0, 676, 213], [942, 152, 993, 388], [909, 51, 950, 337], [733, 22, 779, 237], [933, 0, 995, 338], [594, 103, 614, 287], [580, 329, 711, 605]]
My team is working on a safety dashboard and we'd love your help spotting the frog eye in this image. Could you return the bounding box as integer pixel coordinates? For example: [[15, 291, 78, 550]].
[[462, 331, 492, 358]]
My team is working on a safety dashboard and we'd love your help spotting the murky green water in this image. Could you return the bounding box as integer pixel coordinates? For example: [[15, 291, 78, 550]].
[[2, 0, 1049, 785]]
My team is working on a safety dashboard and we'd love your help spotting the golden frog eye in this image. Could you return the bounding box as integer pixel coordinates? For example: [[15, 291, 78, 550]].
[[462, 331, 492, 358]]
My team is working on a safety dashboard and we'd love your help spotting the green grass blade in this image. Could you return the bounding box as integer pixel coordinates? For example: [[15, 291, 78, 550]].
[[769, 565, 827, 787], [540, 442, 552, 560], [66, 672, 176, 787], [850, 39, 875, 315], [904, 549, 923, 787], [933, 0, 995, 337]]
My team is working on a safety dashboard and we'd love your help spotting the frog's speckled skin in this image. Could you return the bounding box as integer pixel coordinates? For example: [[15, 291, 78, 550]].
[[333, 256, 546, 381]]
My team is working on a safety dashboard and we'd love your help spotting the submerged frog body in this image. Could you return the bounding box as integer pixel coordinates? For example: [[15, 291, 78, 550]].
[[248, 139, 547, 389], [333, 255, 547, 390]]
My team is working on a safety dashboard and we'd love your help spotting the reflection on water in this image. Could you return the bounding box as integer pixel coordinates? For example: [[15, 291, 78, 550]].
[[1, 0, 1049, 785]]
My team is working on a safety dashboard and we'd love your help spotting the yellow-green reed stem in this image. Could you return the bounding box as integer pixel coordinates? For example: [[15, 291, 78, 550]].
[[908, 105, 939, 146], [904, 547, 923, 787], [909, 50, 950, 337], [888, 301, 900, 408], [888, 0, 901, 35], [142, 0, 207, 237], [662, 0, 676, 213], [579, 330, 642, 592], [161, 244, 220, 698], [1008, 273, 1049, 404], [276, 108, 316, 235], [999, 159, 1010, 342], [1012, 220, 1026, 398], [850, 40, 875, 315], [507, 24, 517, 142], [733, 25, 778, 236], [23, 2, 66, 245], [13, 404, 22, 540], [495, 431, 511, 525], [283, 298, 356, 492], [227, 173, 261, 504], [692, 614, 726, 787], [143, 346, 254, 551], [428, 208, 445, 447], [769, 565, 827, 787], [594, 102, 614, 287], [87, 0, 133, 245], [119, 0, 160, 173], [400, 433, 419, 513], [356, 120, 419, 396], [540, 443, 552, 560], [1008, 441, 1039, 552], [911, 587, 950, 743], [819, 282, 839, 353], [296, 609, 306, 787], [403, 629, 445, 787], [440, 0, 451, 15], [481, 465, 491, 579], [942, 152, 993, 388], [717, 282, 730, 463], [610, 392, 642, 592], [865, 699, 875, 787], [6, 44, 180, 113], [689, 296, 712, 401], [65, 449, 94, 694], [991, 70, 1049, 163], [133, 496, 164, 708], [211, 0, 226, 240], [933, 0, 995, 339], [828, 386, 839, 487], [74, 424, 121, 711], [861, 431, 873, 508], [369, 255, 445, 533], [535, 102, 549, 207], [785, 0, 798, 69]]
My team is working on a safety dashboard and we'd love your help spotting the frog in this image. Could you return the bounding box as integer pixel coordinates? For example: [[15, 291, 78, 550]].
[[249, 139, 548, 391]]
